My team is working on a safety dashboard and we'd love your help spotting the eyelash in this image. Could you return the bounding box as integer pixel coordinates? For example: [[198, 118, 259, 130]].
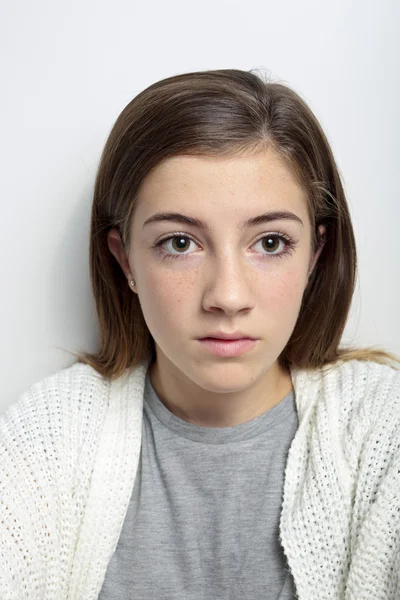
[[152, 231, 297, 261]]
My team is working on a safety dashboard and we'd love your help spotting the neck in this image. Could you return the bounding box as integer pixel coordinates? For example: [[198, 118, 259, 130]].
[[148, 358, 293, 428]]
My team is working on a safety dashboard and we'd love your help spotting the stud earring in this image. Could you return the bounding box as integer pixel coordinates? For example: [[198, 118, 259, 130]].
[[130, 280, 135, 287]]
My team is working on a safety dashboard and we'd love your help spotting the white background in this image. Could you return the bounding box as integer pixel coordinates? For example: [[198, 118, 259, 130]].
[[1, 0, 399, 411]]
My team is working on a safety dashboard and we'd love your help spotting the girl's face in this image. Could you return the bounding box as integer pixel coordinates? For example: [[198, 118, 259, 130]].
[[108, 148, 325, 399]]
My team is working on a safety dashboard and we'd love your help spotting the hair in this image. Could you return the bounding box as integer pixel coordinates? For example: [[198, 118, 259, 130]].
[[64, 68, 400, 380]]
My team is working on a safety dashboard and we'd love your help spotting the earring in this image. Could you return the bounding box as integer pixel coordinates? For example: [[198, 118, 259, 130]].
[[130, 279, 135, 287]]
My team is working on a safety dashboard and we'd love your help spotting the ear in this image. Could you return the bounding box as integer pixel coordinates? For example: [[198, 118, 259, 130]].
[[307, 224, 327, 278], [107, 228, 133, 281]]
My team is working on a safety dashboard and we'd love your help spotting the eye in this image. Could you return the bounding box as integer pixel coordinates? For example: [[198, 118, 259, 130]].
[[152, 232, 297, 261]]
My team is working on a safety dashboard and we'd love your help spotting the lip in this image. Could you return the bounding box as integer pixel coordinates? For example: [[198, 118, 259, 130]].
[[199, 330, 258, 340], [198, 338, 258, 357]]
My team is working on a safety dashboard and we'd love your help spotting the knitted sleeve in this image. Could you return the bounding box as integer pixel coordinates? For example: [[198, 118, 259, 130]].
[[344, 362, 400, 599], [0, 364, 108, 600]]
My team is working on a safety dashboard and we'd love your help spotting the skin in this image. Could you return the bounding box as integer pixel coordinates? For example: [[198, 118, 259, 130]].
[[107, 147, 326, 428]]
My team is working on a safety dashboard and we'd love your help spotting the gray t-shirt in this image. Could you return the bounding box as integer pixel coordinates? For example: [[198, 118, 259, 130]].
[[99, 369, 299, 599]]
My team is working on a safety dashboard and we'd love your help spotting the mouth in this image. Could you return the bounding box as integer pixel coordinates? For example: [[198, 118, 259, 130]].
[[198, 337, 258, 357], [198, 330, 258, 341], [200, 337, 252, 341]]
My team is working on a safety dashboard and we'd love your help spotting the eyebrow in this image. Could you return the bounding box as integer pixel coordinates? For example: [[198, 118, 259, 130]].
[[143, 210, 304, 230]]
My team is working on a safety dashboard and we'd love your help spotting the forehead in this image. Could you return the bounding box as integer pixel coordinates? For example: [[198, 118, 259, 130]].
[[135, 148, 309, 224]]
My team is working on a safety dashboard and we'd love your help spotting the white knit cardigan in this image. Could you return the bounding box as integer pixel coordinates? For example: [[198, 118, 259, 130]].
[[0, 357, 399, 600]]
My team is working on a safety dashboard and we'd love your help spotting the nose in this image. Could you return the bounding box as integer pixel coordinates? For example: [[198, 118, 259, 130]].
[[201, 255, 255, 315]]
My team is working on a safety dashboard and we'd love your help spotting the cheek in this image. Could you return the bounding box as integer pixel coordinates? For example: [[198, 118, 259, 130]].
[[138, 270, 190, 331], [256, 270, 307, 344], [138, 260, 308, 330], [257, 264, 307, 305]]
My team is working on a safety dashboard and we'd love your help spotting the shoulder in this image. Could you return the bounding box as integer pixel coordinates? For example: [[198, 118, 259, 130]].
[[320, 360, 400, 475], [292, 358, 400, 454], [295, 359, 400, 492], [0, 363, 112, 593], [1, 361, 112, 460], [26, 360, 110, 405], [323, 359, 400, 424], [14, 361, 110, 413], [294, 358, 400, 419]]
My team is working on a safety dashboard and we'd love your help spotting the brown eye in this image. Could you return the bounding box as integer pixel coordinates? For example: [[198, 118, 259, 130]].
[[154, 231, 296, 261], [262, 236, 281, 253], [171, 237, 191, 253]]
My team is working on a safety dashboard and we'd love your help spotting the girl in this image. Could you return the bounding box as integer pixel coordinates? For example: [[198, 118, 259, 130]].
[[1, 69, 399, 600]]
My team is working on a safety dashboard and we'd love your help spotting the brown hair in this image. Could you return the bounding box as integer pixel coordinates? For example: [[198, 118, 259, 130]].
[[65, 68, 400, 380]]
